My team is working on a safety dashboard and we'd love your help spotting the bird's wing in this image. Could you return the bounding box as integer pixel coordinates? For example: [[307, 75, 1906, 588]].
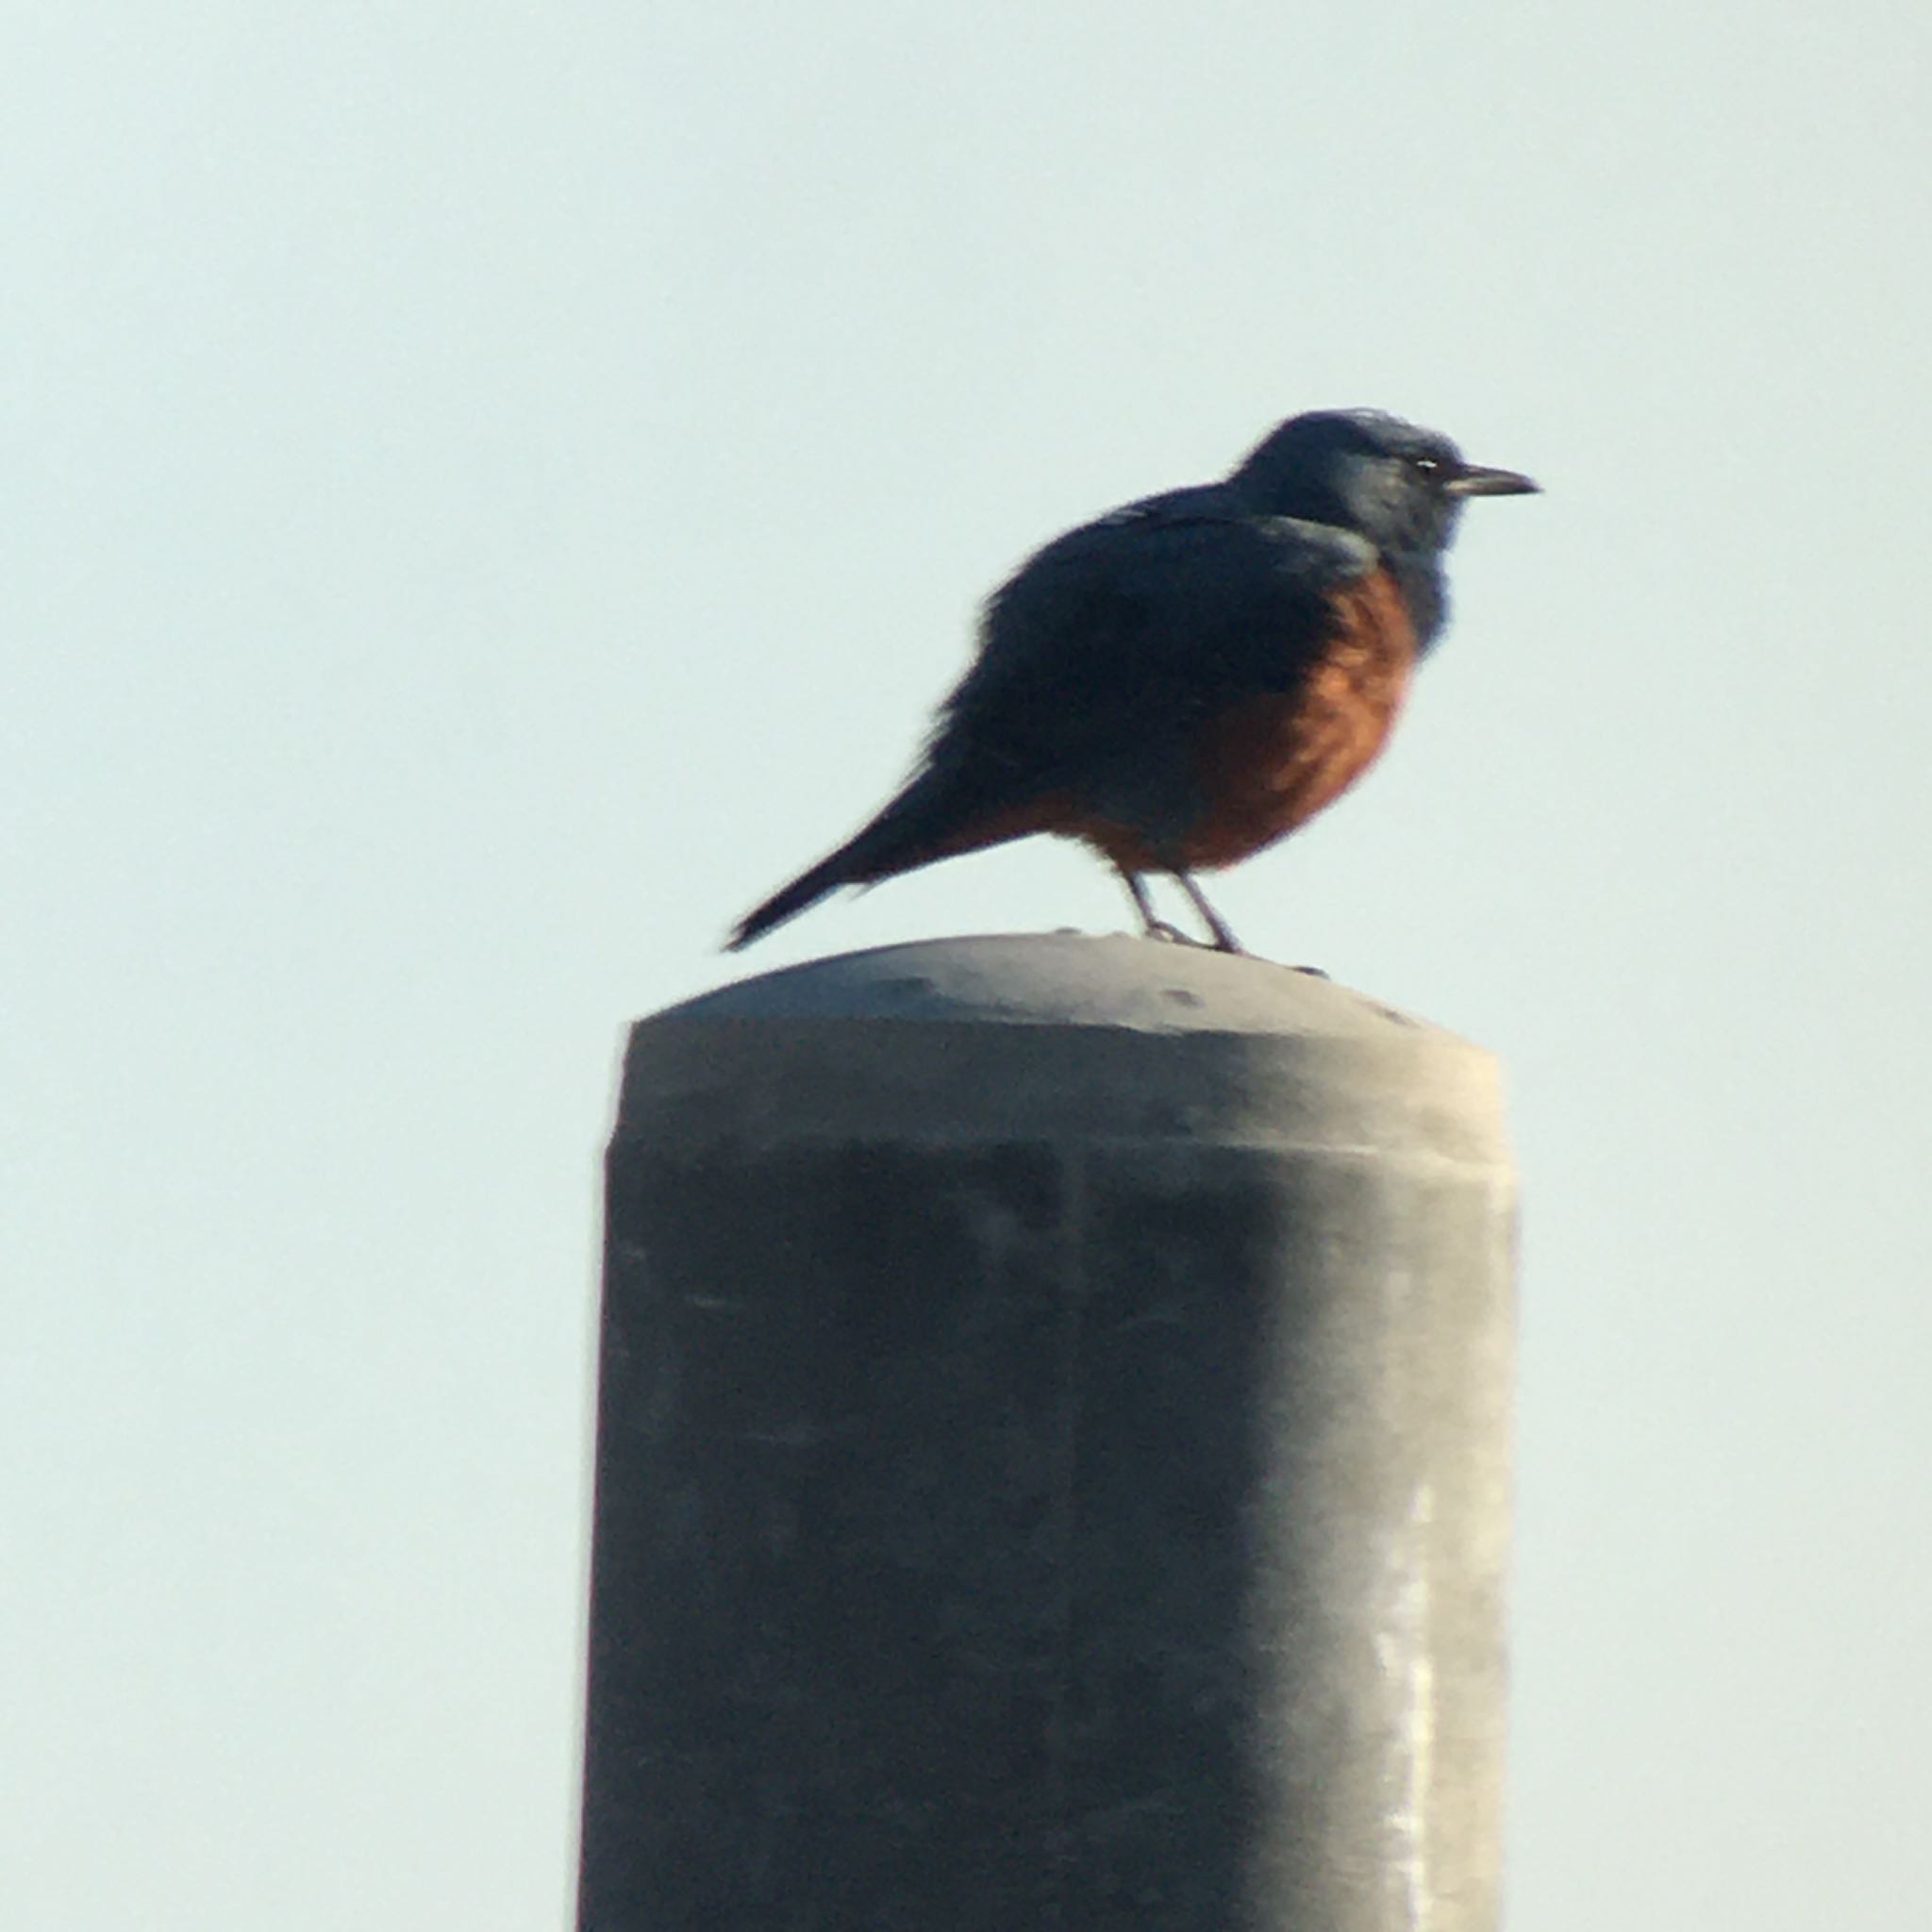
[[726, 502, 1380, 944], [932, 499, 1378, 791]]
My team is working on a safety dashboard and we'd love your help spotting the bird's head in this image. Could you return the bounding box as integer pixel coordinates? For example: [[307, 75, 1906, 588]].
[[1231, 409, 1538, 560]]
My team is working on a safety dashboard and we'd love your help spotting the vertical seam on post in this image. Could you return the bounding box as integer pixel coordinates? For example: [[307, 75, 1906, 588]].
[[1044, 1139, 1087, 1932]]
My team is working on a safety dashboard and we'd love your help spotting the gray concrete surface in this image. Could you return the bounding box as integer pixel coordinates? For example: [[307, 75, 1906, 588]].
[[578, 934, 1517, 1931]]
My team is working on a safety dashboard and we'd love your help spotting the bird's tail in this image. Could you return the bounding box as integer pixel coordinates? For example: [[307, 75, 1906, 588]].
[[725, 768, 1049, 952]]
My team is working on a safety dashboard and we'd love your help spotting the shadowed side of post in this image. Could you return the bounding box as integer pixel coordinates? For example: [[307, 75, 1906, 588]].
[[576, 934, 1516, 1932]]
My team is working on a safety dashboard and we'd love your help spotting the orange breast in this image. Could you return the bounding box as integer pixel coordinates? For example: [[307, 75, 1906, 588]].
[[1186, 569, 1417, 867], [1088, 567, 1419, 873]]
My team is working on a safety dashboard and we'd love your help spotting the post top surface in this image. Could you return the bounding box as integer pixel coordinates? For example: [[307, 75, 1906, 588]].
[[658, 932, 1467, 1048], [624, 935, 1507, 1158]]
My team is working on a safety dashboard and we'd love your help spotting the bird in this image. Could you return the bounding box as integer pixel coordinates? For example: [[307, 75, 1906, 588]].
[[726, 408, 1537, 955]]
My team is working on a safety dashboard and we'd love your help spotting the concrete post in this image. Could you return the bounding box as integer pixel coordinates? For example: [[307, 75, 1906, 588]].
[[577, 933, 1515, 1932]]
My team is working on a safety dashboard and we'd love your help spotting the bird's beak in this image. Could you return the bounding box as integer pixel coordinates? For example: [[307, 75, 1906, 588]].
[[1445, 463, 1540, 498]]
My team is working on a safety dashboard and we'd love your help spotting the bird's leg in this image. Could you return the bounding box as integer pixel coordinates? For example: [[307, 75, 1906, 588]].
[[1175, 872, 1244, 954], [1117, 867, 1194, 945]]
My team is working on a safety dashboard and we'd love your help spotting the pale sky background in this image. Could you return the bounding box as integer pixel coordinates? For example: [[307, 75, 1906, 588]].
[[5, 4, 1929, 1927]]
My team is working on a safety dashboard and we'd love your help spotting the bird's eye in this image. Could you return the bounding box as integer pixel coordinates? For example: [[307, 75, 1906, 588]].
[[1410, 455, 1443, 478]]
